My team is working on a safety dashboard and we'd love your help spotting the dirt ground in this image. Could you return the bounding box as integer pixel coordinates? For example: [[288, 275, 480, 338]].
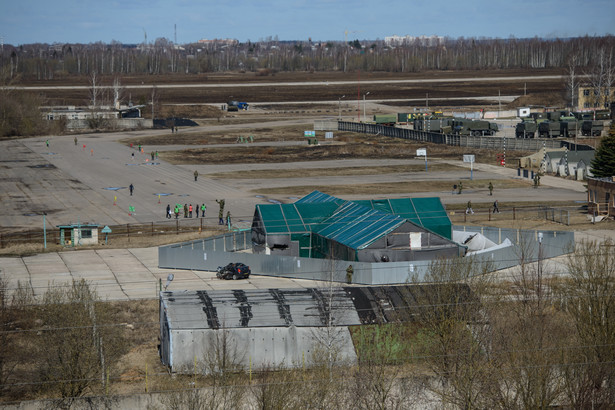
[[29, 68, 566, 110]]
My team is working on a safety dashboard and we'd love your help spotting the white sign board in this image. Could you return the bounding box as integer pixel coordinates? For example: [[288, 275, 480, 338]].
[[463, 155, 475, 163], [325, 132, 333, 139], [416, 148, 427, 156], [304, 130, 316, 137], [409, 232, 422, 249]]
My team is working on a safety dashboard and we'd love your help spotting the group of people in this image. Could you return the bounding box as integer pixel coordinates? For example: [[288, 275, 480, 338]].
[[464, 182, 500, 214], [166, 203, 207, 219]]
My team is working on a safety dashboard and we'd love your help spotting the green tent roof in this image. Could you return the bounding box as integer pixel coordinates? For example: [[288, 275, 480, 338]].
[[298, 191, 452, 239], [255, 202, 339, 234]]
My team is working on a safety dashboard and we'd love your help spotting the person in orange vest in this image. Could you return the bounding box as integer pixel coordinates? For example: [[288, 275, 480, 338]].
[[189, 204, 193, 218]]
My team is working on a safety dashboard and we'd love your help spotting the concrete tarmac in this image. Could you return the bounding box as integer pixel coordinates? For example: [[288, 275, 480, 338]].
[[0, 124, 594, 300]]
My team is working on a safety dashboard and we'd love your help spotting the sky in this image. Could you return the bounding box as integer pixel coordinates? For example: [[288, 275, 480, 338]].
[[1, 0, 614, 45]]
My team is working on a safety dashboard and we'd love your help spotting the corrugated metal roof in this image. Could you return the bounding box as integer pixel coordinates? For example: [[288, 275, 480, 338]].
[[354, 197, 451, 239], [161, 285, 473, 330], [295, 190, 344, 204], [314, 201, 405, 250]]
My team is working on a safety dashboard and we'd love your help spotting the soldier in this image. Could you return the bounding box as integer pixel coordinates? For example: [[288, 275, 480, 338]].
[[194, 170, 199, 182], [458, 181, 463, 194], [466, 200, 474, 215], [216, 199, 225, 225], [129, 183, 134, 196], [183, 204, 188, 218], [493, 200, 500, 213], [346, 265, 354, 284], [74, 136, 78, 146], [488, 181, 493, 196]]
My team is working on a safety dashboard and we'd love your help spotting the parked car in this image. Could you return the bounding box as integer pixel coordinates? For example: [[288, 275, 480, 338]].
[[216, 263, 251, 280]]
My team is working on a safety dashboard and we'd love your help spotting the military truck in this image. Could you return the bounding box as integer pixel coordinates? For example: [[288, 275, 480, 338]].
[[373, 114, 397, 125], [413, 116, 453, 133], [452, 119, 498, 136], [515, 119, 537, 138], [581, 120, 605, 136]]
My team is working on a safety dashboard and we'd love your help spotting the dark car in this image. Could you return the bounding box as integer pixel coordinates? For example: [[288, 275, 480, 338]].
[[216, 263, 251, 280]]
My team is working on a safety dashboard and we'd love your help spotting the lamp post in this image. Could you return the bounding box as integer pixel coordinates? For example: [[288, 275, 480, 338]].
[[43, 212, 47, 249], [338, 95, 345, 120], [363, 92, 370, 122]]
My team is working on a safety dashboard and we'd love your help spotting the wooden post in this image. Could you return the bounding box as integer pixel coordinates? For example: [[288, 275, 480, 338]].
[[464, 211, 467, 223], [513, 207, 516, 220], [176, 219, 179, 235], [127, 224, 130, 242], [151, 222, 154, 236], [200, 218, 203, 233], [488, 207, 491, 221]]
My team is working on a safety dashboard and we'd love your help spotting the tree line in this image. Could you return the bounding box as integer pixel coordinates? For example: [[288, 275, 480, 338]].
[[1, 36, 614, 79]]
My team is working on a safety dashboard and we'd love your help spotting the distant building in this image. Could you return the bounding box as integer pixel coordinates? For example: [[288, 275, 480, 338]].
[[384, 35, 444, 47], [197, 38, 238, 47], [587, 177, 615, 217], [578, 85, 615, 110]]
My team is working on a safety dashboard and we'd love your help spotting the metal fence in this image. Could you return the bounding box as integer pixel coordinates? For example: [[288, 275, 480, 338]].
[[158, 226, 574, 285], [338, 121, 563, 151], [0, 217, 221, 248]]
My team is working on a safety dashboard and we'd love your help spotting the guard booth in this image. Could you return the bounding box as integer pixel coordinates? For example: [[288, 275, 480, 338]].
[[57, 223, 100, 246]]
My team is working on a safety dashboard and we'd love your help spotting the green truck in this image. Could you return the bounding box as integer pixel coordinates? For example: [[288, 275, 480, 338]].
[[452, 119, 498, 136], [515, 119, 537, 138]]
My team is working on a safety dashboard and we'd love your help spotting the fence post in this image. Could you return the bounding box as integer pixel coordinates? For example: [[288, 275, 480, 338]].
[[176, 220, 179, 235], [464, 211, 467, 223], [127, 224, 130, 242], [513, 207, 516, 220], [488, 207, 491, 221], [200, 218, 203, 234], [151, 222, 154, 236]]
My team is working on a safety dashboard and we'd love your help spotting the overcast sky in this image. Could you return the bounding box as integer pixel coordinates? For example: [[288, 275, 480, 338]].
[[2, 0, 614, 45]]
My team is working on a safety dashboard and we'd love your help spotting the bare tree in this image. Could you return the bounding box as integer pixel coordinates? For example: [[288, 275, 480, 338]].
[[411, 256, 496, 409], [37, 280, 126, 409], [555, 239, 615, 408], [565, 53, 581, 109]]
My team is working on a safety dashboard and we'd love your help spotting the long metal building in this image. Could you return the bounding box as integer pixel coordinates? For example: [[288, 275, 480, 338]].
[[160, 284, 473, 373]]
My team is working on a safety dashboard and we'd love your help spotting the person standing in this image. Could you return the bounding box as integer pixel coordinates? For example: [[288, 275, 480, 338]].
[[458, 181, 463, 194], [346, 265, 354, 284], [194, 170, 199, 182], [226, 211, 232, 229], [195, 204, 199, 218], [129, 183, 134, 196], [183, 204, 188, 218], [201, 203, 207, 217], [466, 200, 474, 215], [46, 139, 49, 147], [488, 181, 494, 196], [216, 199, 225, 225], [74, 137, 78, 146], [166, 204, 171, 219], [189, 204, 193, 218], [493, 200, 500, 213], [174, 205, 179, 219]]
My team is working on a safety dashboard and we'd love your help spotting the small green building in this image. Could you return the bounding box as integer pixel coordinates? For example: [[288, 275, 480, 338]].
[[57, 223, 100, 246]]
